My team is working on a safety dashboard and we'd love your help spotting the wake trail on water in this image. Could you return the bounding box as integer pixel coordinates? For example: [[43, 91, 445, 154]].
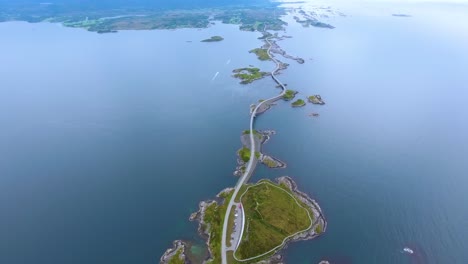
[[211, 71, 220, 81]]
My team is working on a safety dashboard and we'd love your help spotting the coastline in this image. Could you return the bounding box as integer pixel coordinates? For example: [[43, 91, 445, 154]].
[[160, 177, 326, 264], [160, 240, 188, 264], [159, 6, 333, 264]]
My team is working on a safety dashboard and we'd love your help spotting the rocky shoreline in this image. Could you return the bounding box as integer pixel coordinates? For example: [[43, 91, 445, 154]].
[[160, 177, 325, 264], [160, 187, 234, 264], [308, 95, 325, 105], [160, 240, 189, 264], [233, 177, 326, 264], [267, 40, 305, 64], [236, 177, 327, 263], [277, 176, 327, 240], [233, 130, 287, 177]]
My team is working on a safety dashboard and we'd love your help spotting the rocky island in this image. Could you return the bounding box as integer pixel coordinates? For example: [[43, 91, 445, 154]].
[[292, 99, 306, 107], [308, 95, 325, 105], [283, 89, 298, 101], [232, 67, 269, 84], [201, 35, 224, 42], [160, 177, 326, 264], [249, 48, 271, 60], [234, 130, 286, 177]]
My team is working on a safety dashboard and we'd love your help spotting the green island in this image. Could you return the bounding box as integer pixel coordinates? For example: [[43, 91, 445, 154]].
[[292, 99, 306, 107], [234, 180, 313, 260], [201, 35, 224, 42], [283, 89, 298, 101], [308, 95, 325, 105], [249, 48, 271, 60], [161, 177, 325, 263], [261, 156, 280, 168], [232, 67, 268, 84]]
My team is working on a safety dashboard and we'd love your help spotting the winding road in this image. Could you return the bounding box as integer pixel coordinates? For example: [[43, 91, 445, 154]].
[[220, 31, 288, 264]]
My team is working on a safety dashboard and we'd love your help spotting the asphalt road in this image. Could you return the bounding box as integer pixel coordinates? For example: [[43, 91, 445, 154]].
[[220, 31, 287, 264]]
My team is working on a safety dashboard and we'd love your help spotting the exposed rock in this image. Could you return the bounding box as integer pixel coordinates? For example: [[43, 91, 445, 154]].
[[160, 240, 188, 264], [276, 176, 327, 241], [188, 188, 234, 264], [233, 130, 286, 176], [308, 95, 325, 105]]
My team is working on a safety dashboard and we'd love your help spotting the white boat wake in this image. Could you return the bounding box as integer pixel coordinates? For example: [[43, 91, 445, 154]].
[[211, 71, 220, 81], [402, 247, 414, 254]]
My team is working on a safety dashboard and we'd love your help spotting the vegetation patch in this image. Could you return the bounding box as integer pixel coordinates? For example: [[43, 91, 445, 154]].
[[235, 181, 312, 260], [283, 90, 297, 101], [226, 207, 236, 248], [214, 8, 287, 32], [255, 151, 261, 159], [238, 147, 252, 163], [291, 99, 306, 107], [168, 249, 185, 264], [249, 48, 270, 60], [202, 190, 233, 263], [262, 157, 278, 168], [201, 35, 224, 42], [308, 95, 325, 105], [315, 224, 323, 234], [233, 67, 268, 84]]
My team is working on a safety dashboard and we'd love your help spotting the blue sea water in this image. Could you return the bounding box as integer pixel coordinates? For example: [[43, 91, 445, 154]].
[[1, 1, 468, 263], [255, 1, 468, 263]]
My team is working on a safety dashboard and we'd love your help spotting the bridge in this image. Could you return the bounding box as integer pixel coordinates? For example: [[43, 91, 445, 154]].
[[220, 31, 288, 264]]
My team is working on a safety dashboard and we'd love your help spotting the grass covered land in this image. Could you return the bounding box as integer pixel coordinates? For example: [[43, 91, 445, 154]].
[[201, 35, 224, 42], [214, 8, 286, 31], [292, 99, 306, 107], [202, 190, 233, 263], [168, 249, 185, 264], [233, 67, 268, 84], [283, 90, 297, 101], [1, 3, 287, 33], [249, 48, 270, 60], [235, 181, 312, 260], [262, 157, 277, 168], [238, 147, 251, 162], [308, 95, 325, 105], [238, 147, 260, 162]]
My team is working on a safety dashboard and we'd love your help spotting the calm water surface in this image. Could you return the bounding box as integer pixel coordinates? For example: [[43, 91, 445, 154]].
[[256, 1, 468, 263], [1, 1, 468, 263]]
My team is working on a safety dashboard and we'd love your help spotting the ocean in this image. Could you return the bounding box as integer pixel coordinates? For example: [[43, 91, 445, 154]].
[[1, 1, 467, 263]]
